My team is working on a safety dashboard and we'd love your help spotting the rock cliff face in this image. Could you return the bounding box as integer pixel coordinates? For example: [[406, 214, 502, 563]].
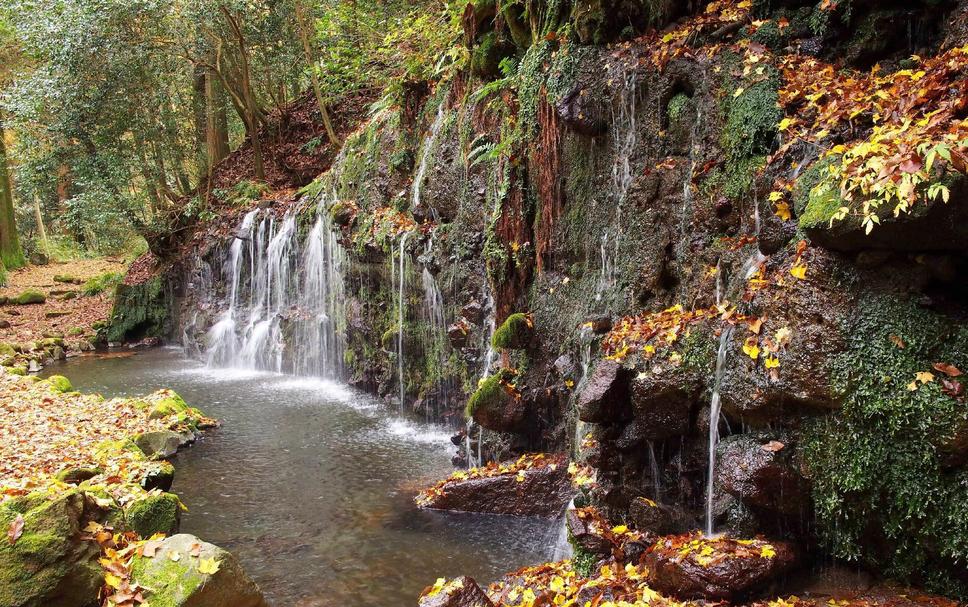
[[121, 0, 968, 598]]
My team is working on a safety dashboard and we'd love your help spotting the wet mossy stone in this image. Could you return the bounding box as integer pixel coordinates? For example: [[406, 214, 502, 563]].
[[491, 313, 533, 350], [465, 368, 515, 420], [0, 491, 107, 607], [11, 290, 45, 305], [134, 431, 189, 460], [126, 493, 181, 537], [45, 375, 73, 394], [131, 534, 268, 607]]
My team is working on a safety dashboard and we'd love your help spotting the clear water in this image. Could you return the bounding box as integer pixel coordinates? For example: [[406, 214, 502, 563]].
[[45, 349, 550, 606]]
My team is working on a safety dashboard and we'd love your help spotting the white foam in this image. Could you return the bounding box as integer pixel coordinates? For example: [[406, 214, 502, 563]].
[[383, 419, 452, 446]]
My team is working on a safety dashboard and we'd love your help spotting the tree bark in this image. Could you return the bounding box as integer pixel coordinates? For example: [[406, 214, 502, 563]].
[[32, 194, 49, 261], [295, 0, 340, 146], [221, 7, 265, 181], [0, 119, 25, 269], [205, 65, 230, 168], [192, 63, 209, 178]]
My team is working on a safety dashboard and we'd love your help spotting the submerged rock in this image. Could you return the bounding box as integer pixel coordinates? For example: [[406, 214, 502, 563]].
[[644, 533, 797, 601], [418, 576, 494, 607], [131, 534, 268, 607]]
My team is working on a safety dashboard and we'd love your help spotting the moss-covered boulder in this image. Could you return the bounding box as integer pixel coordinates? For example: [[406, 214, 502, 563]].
[[125, 493, 181, 537], [147, 391, 189, 420], [131, 534, 268, 607], [0, 491, 111, 607], [465, 368, 526, 432], [142, 461, 176, 492], [105, 276, 170, 344], [11, 290, 46, 305], [491, 313, 533, 350], [45, 375, 73, 394], [54, 467, 101, 485]]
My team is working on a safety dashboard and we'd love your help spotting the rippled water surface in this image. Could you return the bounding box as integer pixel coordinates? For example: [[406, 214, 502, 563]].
[[47, 348, 552, 606]]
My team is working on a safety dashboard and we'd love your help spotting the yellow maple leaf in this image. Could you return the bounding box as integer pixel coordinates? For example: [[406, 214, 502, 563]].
[[611, 525, 629, 534], [198, 557, 221, 575], [743, 339, 760, 360], [915, 371, 935, 384], [777, 118, 794, 132], [775, 201, 792, 221], [790, 263, 807, 279], [765, 357, 780, 369], [760, 545, 777, 559]]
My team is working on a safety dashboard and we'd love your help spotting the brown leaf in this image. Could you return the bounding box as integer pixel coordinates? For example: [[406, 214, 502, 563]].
[[932, 362, 963, 377], [889, 334, 906, 349], [7, 514, 24, 544], [761, 441, 785, 453]]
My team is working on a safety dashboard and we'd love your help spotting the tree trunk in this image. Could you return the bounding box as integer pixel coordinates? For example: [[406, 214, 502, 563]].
[[32, 194, 49, 261], [0, 120, 25, 269], [192, 64, 209, 178], [221, 7, 265, 181], [205, 66, 230, 168], [295, 0, 340, 146]]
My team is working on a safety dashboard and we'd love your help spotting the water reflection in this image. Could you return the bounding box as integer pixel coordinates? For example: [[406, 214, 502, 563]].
[[45, 349, 550, 606]]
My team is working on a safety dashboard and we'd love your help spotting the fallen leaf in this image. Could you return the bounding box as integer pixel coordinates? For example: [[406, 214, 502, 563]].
[[915, 371, 936, 384], [198, 557, 221, 575], [889, 334, 906, 349], [7, 514, 24, 544], [761, 440, 785, 452], [168, 550, 181, 562], [933, 362, 962, 377]]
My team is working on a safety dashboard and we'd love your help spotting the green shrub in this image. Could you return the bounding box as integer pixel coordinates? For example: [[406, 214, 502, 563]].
[[82, 272, 123, 296], [802, 295, 968, 598], [492, 313, 533, 350]]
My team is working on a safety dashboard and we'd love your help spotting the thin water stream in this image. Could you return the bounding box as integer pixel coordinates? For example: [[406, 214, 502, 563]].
[[44, 349, 550, 606]]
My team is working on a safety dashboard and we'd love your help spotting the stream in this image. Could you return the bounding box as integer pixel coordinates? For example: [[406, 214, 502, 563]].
[[44, 348, 551, 606]]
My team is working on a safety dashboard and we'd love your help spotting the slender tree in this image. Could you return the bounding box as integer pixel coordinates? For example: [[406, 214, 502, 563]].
[[0, 119, 25, 269]]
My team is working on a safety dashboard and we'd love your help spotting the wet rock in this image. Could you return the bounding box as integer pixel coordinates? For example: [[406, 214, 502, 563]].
[[553, 354, 575, 377], [417, 455, 573, 517], [131, 534, 268, 607], [460, 301, 484, 324], [577, 360, 631, 423], [625, 368, 697, 442], [565, 508, 613, 556], [0, 491, 111, 607], [586, 315, 613, 334], [142, 461, 176, 492], [555, 85, 608, 137], [418, 576, 493, 607], [644, 534, 797, 601], [717, 433, 811, 516], [628, 497, 681, 536], [467, 369, 527, 432], [448, 321, 470, 348]]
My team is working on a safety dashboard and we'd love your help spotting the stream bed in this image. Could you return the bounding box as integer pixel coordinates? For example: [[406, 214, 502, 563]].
[[44, 348, 552, 606]]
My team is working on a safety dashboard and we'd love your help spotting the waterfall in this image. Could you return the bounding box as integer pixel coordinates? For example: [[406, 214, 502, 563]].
[[396, 231, 411, 411], [419, 236, 452, 422], [596, 72, 639, 300], [201, 198, 346, 378], [547, 497, 576, 561], [705, 324, 735, 536], [648, 440, 662, 501], [411, 103, 447, 214]]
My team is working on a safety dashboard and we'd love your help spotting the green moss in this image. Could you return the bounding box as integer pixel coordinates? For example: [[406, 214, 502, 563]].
[[802, 295, 968, 598], [105, 276, 168, 343], [131, 549, 208, 607], [492, 313, 533, 350], [11, 289, 45, 305], [147, 391, 189, 420], [679, 328, 715, 373], [126, 493, 180, 537], [667, 92, 691, 124], [798, 177, 844, 230], [465, 368, 514, 419], [701, 155, 766, 203], [82, 271, 123, 296], [53, 274, 80, 284], [722, 72, 782, 161], [572, 544, 598, 577], [45, 375, 73, 393]]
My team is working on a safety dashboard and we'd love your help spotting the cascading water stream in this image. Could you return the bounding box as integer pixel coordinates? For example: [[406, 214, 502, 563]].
[[705, 323, 735, 536], [201, 197, 347, 378], [411, 103, 447, 215], [397, 231, 411, 411]]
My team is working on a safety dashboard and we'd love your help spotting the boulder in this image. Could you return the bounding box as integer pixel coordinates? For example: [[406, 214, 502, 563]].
[[142, 461, 176, 492], [577, 360, 631, 423], [565, 508, 614, 556], [131, 534, 267, 607], [417, 456, 573, 517], [418, 577, 494, 607], [125, 493, 181, 537], [716, 433, 811, 516], [644, 534, 797, 601], [466, 369, 527, 432], [134, 430, 193, 459], [0, 491, 110, 607], [628, 497, 682, 536]]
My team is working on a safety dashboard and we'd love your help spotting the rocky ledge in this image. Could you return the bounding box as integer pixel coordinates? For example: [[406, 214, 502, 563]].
[[416, 453, 576, 517]]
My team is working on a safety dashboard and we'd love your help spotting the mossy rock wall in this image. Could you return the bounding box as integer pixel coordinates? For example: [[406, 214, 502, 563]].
[[106, 276, 172, 344]]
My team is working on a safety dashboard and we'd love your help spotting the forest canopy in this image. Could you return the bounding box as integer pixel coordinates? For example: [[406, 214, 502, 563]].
[[0, 0, 462, 275]]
